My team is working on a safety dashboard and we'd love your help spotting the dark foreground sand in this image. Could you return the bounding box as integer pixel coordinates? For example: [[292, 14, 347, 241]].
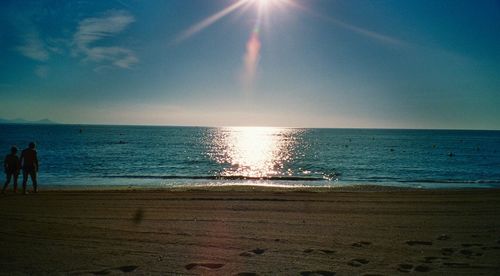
[[1, 186, 500, 275]]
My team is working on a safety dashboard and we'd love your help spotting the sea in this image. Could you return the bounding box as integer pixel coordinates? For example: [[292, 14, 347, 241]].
[[1, 124, 500, 189]]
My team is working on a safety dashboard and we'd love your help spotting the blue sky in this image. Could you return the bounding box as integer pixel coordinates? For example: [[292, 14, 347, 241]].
[[0, 0, 499, 129]]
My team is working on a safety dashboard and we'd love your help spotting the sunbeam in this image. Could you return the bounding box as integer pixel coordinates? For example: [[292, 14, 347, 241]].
[[173, 0, 249, 44], [173, 0, 405, 91], [286, 1, 406, 46]]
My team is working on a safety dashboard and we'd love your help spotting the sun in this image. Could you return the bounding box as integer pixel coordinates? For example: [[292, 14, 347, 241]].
[[256, 0, 271, 6], [252, 0, 288, 9]]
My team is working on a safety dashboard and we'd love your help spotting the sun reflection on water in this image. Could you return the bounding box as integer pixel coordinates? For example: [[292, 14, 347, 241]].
[[209, 127, 300, 178]]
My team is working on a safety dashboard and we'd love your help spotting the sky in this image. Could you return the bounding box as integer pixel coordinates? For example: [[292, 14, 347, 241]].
[[0, 0, 499, 129]]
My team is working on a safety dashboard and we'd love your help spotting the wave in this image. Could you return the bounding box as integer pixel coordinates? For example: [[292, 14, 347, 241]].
[[102, 175, 334, 181], [101, 175, 500, 184], [346, 176, 500, 184], [396, 179, 500, 184]]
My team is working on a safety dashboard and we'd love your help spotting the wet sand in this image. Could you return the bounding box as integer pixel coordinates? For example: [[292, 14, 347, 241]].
[[1, 186, 500, 275]]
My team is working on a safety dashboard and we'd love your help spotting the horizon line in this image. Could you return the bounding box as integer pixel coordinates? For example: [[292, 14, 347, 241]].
[[1, 121, 499, 132]]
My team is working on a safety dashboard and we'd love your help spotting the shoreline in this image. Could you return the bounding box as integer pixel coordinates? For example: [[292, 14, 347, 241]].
[[10, 182, 500, 193]]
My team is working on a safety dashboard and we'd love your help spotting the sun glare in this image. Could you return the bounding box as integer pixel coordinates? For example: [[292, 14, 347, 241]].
[[251, 0, 290, 10], [256, 0, 270, 7], [209, 127, 299, 178]]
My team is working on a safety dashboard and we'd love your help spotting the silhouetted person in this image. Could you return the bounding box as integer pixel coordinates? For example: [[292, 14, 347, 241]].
[[20, 142, 39, 194], [2, 146, 20, 194]]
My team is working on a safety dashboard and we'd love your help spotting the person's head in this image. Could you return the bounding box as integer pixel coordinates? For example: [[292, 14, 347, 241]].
[[29, 142, 36, 149], [10, 146, 18, 154]]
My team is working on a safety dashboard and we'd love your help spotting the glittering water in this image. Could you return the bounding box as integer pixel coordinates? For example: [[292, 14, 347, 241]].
[[208, 127, 301, 178], [1, 124, 500, 188]]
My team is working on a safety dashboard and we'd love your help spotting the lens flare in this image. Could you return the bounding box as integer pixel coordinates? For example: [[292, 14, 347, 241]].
[[256, 0, 270, 7], [242, 23, 262, 88], [253, 0, 288, 9], [173, 0, 401, 91], [173, 0, 295, 88]]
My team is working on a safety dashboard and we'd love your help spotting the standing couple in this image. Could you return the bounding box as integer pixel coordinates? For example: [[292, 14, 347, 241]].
[[2, 142, 39, 194]]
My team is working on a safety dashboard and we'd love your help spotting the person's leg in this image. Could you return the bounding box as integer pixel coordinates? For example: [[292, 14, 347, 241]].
[[13, 173, 19, 193], [22, 170, 28, 194], [30, 171, 37, 193], [2, 173, 12, 193]]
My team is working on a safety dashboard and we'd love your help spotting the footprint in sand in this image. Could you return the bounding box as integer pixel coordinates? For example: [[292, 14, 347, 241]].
[[441, 248, 456, 256], [482, 246, 500, 250], [406, 240, 433, 246], [459, 249, 473, 257], [459, 249, 483, 257], [251, 248, 266, 255], [351, 241, 372, 248], [397, 264, 431, 273], [437, 234, 450, 241], [299, 270, 336, 276], [303, 249, 336, 255], [93, 265, 139, 275], [185, 263, 225, 270], [461, 243, 483, 247], [414, 265, 432, 272], [442, 262, 471, 268], [348, 258, 369, 267], [240, 248, 266, 257], [421, 256, 449, 264], [397, 264, 413, 273]]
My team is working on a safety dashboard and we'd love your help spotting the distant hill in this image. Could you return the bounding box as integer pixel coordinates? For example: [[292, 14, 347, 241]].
[[0, 118, 59, 125]]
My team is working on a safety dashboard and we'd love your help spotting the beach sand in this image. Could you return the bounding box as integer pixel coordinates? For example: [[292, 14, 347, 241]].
[[1, 186, 500, 275]]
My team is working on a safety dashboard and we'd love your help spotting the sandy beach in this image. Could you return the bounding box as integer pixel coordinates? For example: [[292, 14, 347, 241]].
[[1, 186, 500, 275]]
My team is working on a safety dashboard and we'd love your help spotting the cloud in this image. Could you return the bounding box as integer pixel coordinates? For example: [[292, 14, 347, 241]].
[[84, 46, 138, 68], [45, 38, 69, 55], [16, 32, 50, 61], [73, 10, 138, 69]]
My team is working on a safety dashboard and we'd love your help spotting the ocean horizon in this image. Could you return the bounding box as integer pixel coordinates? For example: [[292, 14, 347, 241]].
[[1, 124, 500, 189]]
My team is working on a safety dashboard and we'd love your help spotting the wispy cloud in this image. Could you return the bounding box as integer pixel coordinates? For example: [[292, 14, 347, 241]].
[[16, 32, 54, 78], [73, 10, 138, 69], [16, 32, 50, 61], [84, 46, 138, 68]]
